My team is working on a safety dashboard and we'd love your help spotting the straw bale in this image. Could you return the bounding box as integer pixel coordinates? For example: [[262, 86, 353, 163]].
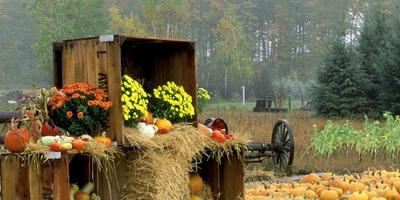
[[122, 124, 250, 200]]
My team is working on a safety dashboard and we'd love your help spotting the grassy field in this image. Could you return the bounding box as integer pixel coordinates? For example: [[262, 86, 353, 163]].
[[0, 102, 17, 111], [200, 107, 395, 173]]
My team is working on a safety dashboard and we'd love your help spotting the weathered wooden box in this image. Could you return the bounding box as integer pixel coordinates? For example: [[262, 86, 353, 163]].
[[53, 35, 197, 145], [0, 154, 70, 200]]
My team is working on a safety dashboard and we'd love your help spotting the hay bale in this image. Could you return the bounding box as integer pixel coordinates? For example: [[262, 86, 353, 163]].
[[122, 124, 250, 200]]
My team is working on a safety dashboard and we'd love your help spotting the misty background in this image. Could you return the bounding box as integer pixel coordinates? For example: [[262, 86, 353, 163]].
[[0, 0, 396, 106]]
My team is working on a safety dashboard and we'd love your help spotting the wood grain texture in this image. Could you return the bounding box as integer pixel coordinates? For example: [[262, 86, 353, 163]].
[[1, 155, 26, 200], [62, 42, 76, 85], [86, 40, 98, 87], [221, 151, 245, 200], [28, 164, 43, 200], [53, 153, 70, 200], [106, 38, 123, 144], [206, 158, 222, 200]]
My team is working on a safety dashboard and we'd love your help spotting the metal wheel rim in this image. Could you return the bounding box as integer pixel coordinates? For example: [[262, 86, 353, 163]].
[[271, 119, 295, 169]]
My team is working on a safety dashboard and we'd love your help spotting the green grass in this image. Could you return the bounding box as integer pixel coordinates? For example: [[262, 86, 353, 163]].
[[0, 102, 18, 111]]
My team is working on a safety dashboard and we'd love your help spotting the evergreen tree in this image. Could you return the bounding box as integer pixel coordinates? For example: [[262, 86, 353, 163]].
[[313, 40, 368, 117], [378, 3, 400, 115], [357, 1, 387, 113]]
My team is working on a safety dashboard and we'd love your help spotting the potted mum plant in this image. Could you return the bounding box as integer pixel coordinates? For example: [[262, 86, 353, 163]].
[[48, 83, 112, 136]]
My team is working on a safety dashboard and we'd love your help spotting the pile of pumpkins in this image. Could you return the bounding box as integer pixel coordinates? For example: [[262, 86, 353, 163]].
[[245, 170, 400, 200]]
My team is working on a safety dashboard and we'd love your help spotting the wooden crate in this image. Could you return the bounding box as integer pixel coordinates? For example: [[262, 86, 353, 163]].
[[0, 153, 119, 200], [198, 149, 245, 200], [53, 35, 197, 145], [0, 154, 70, 200]]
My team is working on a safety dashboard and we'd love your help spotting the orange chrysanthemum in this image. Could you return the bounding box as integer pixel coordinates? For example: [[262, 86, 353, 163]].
[[66, 111, 73, 118], [77, 112, 84, 119], [71, 93, 80, 99], [87, 100, 95, 106]]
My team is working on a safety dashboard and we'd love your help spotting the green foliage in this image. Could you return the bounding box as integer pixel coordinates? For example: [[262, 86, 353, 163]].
[[378, 3, 400, 115], [0, 0, 50, 88], [313, 40, 368, 117], [310, 120, 359, 159], [357, 1, 388, 113], [109, 7, 147, 36], [24, 0, 109, 70], [309, 112, 400, 160], [212, 8, 252, 98]]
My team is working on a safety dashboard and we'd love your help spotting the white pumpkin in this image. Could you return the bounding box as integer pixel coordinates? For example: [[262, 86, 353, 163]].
[[137, 122, 158, 138]]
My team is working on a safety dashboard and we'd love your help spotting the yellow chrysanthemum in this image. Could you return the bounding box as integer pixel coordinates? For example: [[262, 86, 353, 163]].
[[150, 81, 195, 122], [121, 75, 149, 126]]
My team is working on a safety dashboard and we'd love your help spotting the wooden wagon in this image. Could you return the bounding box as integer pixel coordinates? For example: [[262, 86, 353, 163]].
[[0, 35, 244, 200]]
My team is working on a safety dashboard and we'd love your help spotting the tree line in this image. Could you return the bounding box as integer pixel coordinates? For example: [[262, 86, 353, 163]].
[[313, 0, 400, 117], [0, 0, 392, 104]]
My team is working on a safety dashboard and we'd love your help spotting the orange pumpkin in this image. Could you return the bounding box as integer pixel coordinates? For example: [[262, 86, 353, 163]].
[[349, 191, 368, 200], [319, 189, 339, 200], [384, 188, 399, 200], [305, 190, 318, 199], [4, 127, 31, 153], [155, 119, 172, 134], [72, 139, 86, 151], [189, 174, 203, 195], [94, 134, 112, 148], [75, 191, 90, 200]]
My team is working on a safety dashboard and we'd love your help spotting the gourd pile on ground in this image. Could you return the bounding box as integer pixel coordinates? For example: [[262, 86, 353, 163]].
[[245, 170, 400, 200]]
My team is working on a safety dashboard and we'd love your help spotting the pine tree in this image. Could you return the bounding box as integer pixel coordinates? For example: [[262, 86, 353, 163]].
[[378, 4, 400, 115], [357, 1, 387, 113], [313, 40, 368, 117]]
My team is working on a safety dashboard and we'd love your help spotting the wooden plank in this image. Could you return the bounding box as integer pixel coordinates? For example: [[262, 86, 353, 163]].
[[62, 42, 76, 85], [187, 51, 197, 120], [42, 163, 54, 200], [106, 39, 123, 144], [96, 40, 108, 93], [75, 40, 85, 82], [1, 155, 25, 200], [206, 158, 221, 200], [220, 151, 244, 200], [86, 39, 98, 87], [28, 163, 43, 200], [53, 154, 70, 200]]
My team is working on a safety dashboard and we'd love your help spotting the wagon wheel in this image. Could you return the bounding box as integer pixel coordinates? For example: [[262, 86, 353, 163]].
[[271, 119, 294, 170]]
